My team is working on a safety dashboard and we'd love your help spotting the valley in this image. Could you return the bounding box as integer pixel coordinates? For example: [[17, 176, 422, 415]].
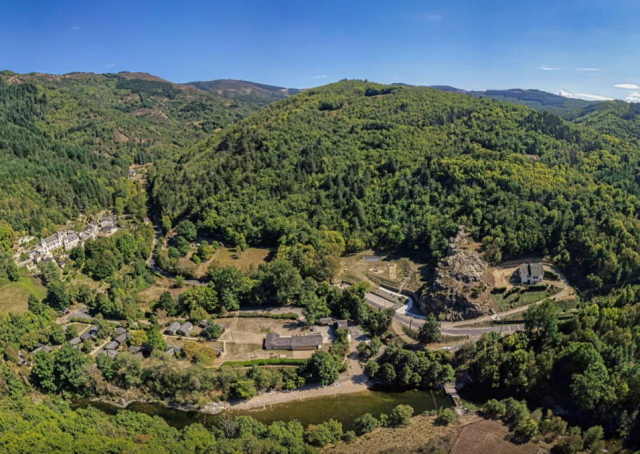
[[1, 73, 639, 454]]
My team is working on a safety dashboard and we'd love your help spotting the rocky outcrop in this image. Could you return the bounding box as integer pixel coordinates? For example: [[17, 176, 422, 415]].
[[419, 226, 493, 321]]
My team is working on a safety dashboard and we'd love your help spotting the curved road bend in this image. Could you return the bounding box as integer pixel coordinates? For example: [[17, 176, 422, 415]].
[[364, 292, 523, 338]]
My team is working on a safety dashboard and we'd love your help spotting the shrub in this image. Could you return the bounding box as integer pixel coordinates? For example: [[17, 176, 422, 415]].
[[389, 404, 414, 426], [364, 361, 380, 378], [231, 380, 257, 400], [305, 419, 343, 447], [342, 430, 356, 443], [354, 413, 379, 435], [435, 408, 456, 426], [514, 418, 538, 440], [483, 399, 506, 419], [503, 398, 529, 429]]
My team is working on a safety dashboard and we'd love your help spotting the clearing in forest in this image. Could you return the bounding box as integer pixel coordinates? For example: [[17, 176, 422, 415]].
[[0, 268, 46, 314]]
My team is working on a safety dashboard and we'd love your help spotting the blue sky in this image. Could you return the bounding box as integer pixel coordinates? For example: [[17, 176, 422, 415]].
[[2, 0, 639, 101]]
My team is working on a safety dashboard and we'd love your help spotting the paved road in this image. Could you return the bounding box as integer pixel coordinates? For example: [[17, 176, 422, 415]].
[[364, 292, 523, 338], [450, 262, 574, 328]]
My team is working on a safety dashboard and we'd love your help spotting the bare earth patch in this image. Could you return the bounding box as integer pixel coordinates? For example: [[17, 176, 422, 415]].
[[451, 419, 550, 454]]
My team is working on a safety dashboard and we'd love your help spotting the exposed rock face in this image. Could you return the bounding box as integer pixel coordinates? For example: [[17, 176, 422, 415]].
[[420, 226, 493, 321]]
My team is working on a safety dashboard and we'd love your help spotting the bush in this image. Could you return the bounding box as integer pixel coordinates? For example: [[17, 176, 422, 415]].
[[503, 398, 529, 429], [389, 404, 414, 426], [435, 408, 456, 426], [483, 399, 506, 419], [231, 380, 257, 400], [354, 413, 379, 435], [305, 419, 343, 447], [342, 430, 356, 443], [514, 418, 538, 441], [364, 360, 380, 378]]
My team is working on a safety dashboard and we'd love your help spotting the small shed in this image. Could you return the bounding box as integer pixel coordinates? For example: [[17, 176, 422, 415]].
[[32, 345, 53, 355], [104, 341, 120, 351], [319, 317, 335, 326], [165, 322, 181, 336], [334, 320, 349, 330], [102, 349, 119, 359]]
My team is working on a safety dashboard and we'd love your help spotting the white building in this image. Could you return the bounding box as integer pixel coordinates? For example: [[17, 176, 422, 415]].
[[100, 216, 118, 235], [64, 233, 80, 250], [40, 232, 64, 254], [519, 263, 544, 285]]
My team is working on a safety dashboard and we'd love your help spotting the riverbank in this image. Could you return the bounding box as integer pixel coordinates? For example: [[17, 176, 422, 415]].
[[230, 379, 370, 411]]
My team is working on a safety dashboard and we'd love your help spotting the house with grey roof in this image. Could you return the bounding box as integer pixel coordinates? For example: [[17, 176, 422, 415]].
[[102, 349, 119, 359], [264, 333, 323, 351], [335, 320, 348, 330], [64, 233, 80, 250], [165, 322, 181, 336], [519, 263, 544, 285], [104, 341, 120, 351], [69, 337, 82, 346], [177, 322, 193, 336], [32, 344, 53, 355], [100, 216, 118, 235], [166, 345, 184, 357], [114, 333, 128, 344], [40, 232, 64, 254]]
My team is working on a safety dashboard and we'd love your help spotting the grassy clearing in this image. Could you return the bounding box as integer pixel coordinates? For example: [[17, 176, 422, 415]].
[[492, 286, 559, 311], [193, 246, 273, 277], [0, 268, 46, 314]]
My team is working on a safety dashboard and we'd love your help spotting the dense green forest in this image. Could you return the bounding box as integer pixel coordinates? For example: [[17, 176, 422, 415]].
[[0, 71, 268, 235], [459, 294, 640, 448], [153, 80, 640, 287]]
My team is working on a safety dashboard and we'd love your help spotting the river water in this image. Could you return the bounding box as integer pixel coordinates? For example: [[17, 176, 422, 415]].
[[74, 387, 451, 431]]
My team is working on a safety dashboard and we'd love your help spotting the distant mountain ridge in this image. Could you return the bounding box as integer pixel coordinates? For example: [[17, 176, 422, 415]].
[[428, 86, 597, 114], [186, 79, 301, 102]]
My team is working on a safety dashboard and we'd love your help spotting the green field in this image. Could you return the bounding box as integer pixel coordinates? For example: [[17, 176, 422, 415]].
[[492, 286, 560, 312], [0, 268, 46, 314]]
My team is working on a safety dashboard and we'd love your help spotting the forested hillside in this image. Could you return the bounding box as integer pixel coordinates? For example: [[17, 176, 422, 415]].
[[569, 100, 640, 141], [153, 80, 640, 287], [187, 79, 301, 105], [0, 71, 268, 235], [433, 86, 596, 115]]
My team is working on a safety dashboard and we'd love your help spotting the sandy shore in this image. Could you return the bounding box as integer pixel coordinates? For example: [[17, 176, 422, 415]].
[[229, 378, 371, 411]]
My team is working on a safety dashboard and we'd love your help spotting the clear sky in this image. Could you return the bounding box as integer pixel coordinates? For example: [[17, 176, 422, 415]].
[[2, 0, 639, 101]]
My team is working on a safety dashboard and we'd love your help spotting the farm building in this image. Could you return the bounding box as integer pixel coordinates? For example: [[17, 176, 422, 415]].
[[519, 263, 544, 285], [264, 333, 323, 351], [177, 322, 193, 336], [165, 322, 181, 336], [335, 320, 348, 330], [104, 341, 120, 351]]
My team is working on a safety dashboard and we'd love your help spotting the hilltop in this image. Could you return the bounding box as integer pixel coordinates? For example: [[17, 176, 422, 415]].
[[0, 71, 276, 235], [152, 79, 640, 287], [187, 79, 301, 103]]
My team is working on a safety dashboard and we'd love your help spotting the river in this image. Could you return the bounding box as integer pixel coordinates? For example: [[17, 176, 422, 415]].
[[74, 387, 451, 431]]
